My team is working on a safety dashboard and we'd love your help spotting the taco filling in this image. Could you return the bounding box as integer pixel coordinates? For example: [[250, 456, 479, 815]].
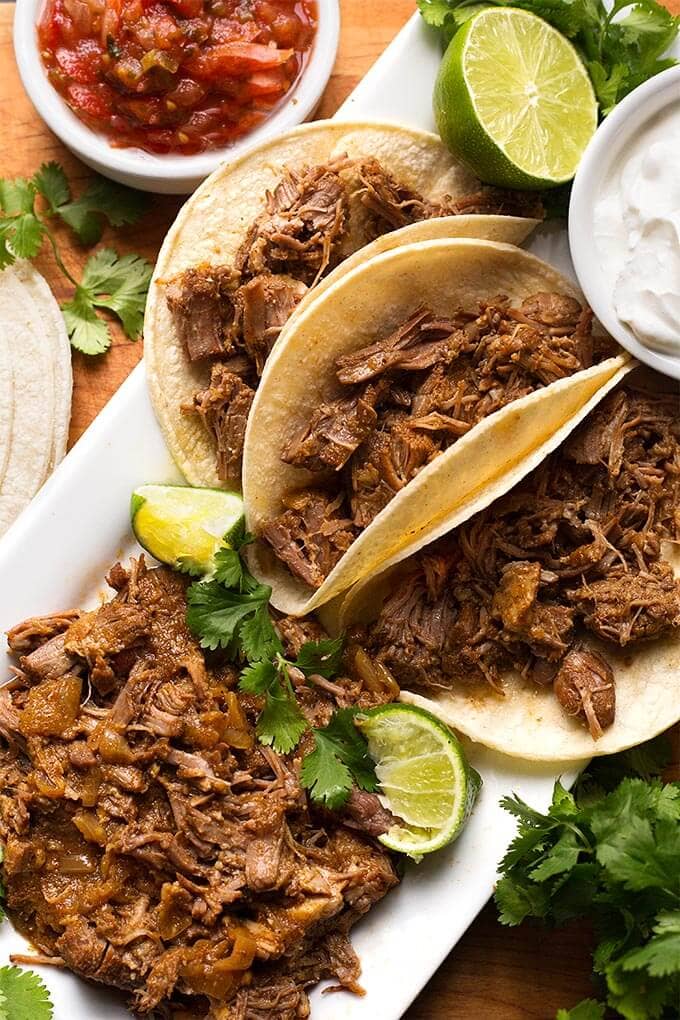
[[163, 156, 543, 482], [0, 561, 399, 1016], [351, 384, 680, 739], [261, 292, 617, 591]]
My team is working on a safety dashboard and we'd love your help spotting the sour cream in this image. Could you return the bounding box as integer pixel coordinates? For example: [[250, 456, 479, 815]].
[[593, 104, 680, 356]]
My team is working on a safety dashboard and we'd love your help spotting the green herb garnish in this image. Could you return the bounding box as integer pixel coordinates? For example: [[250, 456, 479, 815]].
[[302, 707, 378, 809], [418, 0, 679, 115], [0, 965, 54, 1020], [186, 538, 376, 798], [495, 735, 680, 1019], [0, 162, 150, 354]]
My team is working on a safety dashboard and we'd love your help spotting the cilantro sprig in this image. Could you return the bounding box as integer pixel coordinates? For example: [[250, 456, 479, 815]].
[[186, 522, 278, 656], [0, 162, 150, 355], [186, 531, 377, 800], [302, 708, 378, 809], [418, 0, 679, 115], [495, 734, 680, 1019]]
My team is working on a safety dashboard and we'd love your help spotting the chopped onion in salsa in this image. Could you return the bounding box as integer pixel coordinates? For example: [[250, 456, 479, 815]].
[[38, 0, 317, 155]]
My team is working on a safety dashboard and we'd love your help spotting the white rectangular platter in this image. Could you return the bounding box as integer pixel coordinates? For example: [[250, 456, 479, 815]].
[[0, 12, 581, 1019]]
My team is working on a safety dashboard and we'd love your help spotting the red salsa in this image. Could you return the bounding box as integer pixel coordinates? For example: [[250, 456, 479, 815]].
[[38, 0, 317, 155]]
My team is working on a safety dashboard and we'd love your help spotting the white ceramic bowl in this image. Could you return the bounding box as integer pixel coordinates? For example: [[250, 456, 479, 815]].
[[14, 0, 340, 194], [569, 64, 680, 379]]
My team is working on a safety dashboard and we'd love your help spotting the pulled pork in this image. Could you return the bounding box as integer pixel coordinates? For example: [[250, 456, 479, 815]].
[[263, 292, 613, 589], [0, 560, 398, 1018], [359, 385, 680, 739], [186, 364, 255, 484], [166, 155, 544, 483]]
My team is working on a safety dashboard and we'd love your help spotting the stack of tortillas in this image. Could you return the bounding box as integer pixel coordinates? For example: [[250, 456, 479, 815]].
[[0, 262, 72, 537]]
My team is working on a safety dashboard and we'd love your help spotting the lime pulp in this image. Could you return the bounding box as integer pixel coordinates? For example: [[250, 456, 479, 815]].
[[130, 483, 244, 575], [434, 7, 598, 189], [357, 703, 481, 860]]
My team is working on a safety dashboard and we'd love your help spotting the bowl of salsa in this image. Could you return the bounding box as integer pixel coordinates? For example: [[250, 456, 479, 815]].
[[15, 0, 339, 193]]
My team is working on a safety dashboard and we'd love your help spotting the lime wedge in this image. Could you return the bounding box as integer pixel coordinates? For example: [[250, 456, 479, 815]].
[[357, 704, 481, 860], [434, 8, 597, 188], [131, 484, 244, 575]]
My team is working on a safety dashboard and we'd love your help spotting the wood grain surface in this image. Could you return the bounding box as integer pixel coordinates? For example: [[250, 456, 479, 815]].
[[0, 2, 676, 1017]]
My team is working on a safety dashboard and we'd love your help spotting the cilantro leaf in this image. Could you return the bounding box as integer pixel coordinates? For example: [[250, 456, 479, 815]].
[[0, 178, 35, 215], [240, 657, 279, 694], [417, 0, 461, 42], [60, 248, 153, 352], [301, 708, 378, 808], [0, 966, 53, 1020], [32, 162, 71, 212], [256, 675, 308, 754], [225, 515, 252, 552], [301, 730, 354, 808], [556, 1000, 606, 1020], [239, 606, 282, 662], [495, 872, 551, 925], [8, 213, 44, 259], [213, 521, 256, 589], [186, 578, 270, 652], [619, 911, 680, 977], [175, 555, 208, 577], [0, 178, 44, 262], [61, 287, 111, 355], [239, 655, 305, 753], [417, 0, 457, 27], [212, 546, 246, 588], [590, 779, 680, 893], [81, 248, 152, 339], [33, 169, 148, 245], [295, 636, 344, 679]]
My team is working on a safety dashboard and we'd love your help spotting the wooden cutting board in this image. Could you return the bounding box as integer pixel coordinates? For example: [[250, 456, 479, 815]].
[[0, 3, 676, 1017]]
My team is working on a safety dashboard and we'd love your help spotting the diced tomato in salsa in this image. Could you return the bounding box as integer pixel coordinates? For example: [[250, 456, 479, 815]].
[[38, 0, 317, 155]]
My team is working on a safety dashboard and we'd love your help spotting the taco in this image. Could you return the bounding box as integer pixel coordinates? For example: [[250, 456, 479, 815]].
[[243, 236, 629, 616], [144, 119, 544, 489], [337, 378, 680, 762]]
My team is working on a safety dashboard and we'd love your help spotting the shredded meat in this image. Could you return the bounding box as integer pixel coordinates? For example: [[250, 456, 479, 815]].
[[554, 649, 616, 740], [165, 265, 241, 362], [236, 273, 308, 376], [237, 157, 353, 286], [361, 384, 680, 738], [185, 364, 255, 484], [264, 293, 613, 584], [260, 490, 356, 590], [166, 153, 546, 481], [282, 384, 382, 473], [343, 788, 396, 839], [0, 560, 398, 1018]]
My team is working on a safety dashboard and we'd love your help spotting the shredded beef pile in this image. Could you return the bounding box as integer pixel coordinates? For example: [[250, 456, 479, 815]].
[[262, 292, 614, 590], [0, 561, 398, 1018], [359, 385, 680, 739], [165, 155, 544, 483]]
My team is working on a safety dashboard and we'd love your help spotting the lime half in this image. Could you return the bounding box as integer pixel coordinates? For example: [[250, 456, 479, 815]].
[[131, 484, 244, 575], [434, 8, 597, 188], [357, 704, 481, 859]]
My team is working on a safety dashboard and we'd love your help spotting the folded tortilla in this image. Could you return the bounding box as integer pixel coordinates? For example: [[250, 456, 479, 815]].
[[338, 427, 678, 765], [143, 119, 540, 489], [243, 237, 629, 616]]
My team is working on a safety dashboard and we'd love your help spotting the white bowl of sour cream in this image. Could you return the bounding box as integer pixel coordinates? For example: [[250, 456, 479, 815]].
[[569, 64, 680, 378]]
